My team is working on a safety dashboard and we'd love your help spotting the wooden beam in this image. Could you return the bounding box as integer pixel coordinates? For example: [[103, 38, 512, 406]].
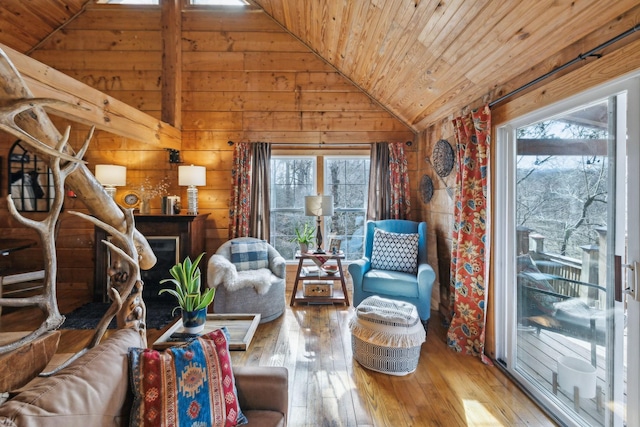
[[0, 43, 180, 149], [161, 0, 182, 128]]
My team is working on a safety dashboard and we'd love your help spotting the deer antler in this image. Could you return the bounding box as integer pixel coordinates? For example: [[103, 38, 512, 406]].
[[70, 209, 147, 349], [0, 98, 88, 163], [0, 123, 90, 355]]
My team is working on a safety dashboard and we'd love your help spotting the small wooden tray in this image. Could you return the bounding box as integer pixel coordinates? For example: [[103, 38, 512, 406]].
[[152, 313, 261, 351]]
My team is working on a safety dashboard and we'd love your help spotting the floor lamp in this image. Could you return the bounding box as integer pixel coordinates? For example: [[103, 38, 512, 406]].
[[305, 195, 333, 254]]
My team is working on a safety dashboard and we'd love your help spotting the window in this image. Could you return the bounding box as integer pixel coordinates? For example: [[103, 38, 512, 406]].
[[96, 0, 159, 4], [324, 157, 369, 260], [190, 0, 248, 5], [270, 155, 369, 261]]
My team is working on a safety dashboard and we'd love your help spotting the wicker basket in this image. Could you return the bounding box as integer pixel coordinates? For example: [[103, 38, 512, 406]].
[[349, 296, 425, 376]]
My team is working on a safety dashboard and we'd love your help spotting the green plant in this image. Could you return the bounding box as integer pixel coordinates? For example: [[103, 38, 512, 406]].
[[159, 253, 215, 314], [292, 223, 315, 244]]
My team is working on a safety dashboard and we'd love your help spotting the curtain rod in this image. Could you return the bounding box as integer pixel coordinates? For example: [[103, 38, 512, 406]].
[[228, 141, 413, 147], [489, 24, 640, 108]]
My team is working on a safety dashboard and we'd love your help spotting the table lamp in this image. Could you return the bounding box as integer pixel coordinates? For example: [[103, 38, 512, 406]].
[[179, 165, 206, 215], [305, 195, 333, 253], [95, 164, 126, 199]]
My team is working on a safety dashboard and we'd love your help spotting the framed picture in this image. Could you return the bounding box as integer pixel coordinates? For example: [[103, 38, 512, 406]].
[[328, 238, 341, 254]]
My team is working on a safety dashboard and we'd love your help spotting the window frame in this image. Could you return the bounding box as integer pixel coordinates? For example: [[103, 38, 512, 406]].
[[269, 153, 369, 261]]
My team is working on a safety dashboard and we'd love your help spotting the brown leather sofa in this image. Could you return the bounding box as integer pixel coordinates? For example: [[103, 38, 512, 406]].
[[0, 328, 288, 426]]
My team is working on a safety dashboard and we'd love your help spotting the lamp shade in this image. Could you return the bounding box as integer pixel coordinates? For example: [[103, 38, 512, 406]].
[[95, 164, 126, 186], [178, 165, 207, 186], [305, 195, 333, 217]]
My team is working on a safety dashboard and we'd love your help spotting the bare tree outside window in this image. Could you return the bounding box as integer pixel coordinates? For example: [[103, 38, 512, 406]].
[[516, 100, 609, 259], [270, 156, 369, 260]]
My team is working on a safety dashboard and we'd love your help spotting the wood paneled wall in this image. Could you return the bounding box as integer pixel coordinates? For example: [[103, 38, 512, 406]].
[[416, 27, 640, 348], [1, 5, 414, 294]]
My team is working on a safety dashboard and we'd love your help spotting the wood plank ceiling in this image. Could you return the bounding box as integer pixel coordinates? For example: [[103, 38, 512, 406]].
[[0, 0, 639, 133]]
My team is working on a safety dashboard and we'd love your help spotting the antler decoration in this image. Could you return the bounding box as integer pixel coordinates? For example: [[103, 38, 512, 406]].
[[41, 208, 148, 375], [0, 123, 91, 355], [71, 209, 147, 349], [0, 48, 157, 271]]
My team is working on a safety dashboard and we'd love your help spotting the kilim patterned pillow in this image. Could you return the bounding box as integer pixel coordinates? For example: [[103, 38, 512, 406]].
[[370, 228, 419, 274], [129, 327, 248, 427], [230, 240, 269, 271]]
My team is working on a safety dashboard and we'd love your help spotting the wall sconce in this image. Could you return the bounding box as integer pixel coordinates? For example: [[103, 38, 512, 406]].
[[167, 149, 181, 164], [305, 195, 333, 253], [95, 164, 126, 199], [179, 165, 206, 215]]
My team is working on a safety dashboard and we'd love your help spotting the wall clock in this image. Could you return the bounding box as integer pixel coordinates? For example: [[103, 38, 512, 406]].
[[119, 190, 141, 209]]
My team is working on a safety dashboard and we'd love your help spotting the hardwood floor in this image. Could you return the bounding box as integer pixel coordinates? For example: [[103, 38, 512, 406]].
[[0, 286, 558, 426]]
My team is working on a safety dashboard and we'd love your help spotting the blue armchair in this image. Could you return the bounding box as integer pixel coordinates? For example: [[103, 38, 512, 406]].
[[348, 220, 436, 330]]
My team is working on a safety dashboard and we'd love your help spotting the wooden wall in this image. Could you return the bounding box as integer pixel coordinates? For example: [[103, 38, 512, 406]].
[[0, 5, 415, 295]]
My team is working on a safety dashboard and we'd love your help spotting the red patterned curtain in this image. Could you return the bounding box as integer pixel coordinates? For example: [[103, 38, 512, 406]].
[[228, 142, 251, 239], [447, 105, 491, 364], [388, 142, 411, 219]]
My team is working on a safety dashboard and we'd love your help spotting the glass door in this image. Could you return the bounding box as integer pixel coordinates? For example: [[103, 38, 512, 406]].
[[495, 76, 639, 426]]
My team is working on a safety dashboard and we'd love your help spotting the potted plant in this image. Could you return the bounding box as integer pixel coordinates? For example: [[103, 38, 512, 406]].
[[159, 252, 214, 334], [292, 223, 315, 253]]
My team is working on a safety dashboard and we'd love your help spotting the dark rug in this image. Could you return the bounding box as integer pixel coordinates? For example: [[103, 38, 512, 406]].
[[61, 299, 179, 330]]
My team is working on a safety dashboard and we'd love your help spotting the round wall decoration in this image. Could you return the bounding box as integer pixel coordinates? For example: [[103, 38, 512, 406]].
[[432, 139, 455, 177], [419, 175, 434, 204]]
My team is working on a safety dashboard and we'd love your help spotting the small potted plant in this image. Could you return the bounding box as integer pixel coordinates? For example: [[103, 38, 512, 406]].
[[159, 252, 215, 334], [292, 223, 315, 253]]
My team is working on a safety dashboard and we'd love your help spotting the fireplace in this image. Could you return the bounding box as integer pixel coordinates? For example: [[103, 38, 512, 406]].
[[94, 214, 209, 303], [138, 236, 179, 303]]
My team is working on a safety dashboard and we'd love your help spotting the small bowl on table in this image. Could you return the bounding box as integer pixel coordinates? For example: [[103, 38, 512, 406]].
[[322, 265, 339, 275]]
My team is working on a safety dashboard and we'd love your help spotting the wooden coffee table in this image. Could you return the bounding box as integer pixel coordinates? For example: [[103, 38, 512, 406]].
[[152, 313, 261, 351]]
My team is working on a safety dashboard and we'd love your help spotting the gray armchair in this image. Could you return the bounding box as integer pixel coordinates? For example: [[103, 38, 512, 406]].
[[207, 237, 286, 323]]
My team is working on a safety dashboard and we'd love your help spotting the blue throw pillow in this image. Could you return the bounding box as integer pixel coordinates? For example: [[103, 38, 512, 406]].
[[230, 240, 269, 271]]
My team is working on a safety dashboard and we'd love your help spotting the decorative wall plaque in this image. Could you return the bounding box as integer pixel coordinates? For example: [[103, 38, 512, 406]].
[[432, 139, 455, 177], [419, 175, 434, 204]]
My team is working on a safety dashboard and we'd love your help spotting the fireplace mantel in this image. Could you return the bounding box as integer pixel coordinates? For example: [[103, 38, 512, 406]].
[[93, 213, 209, 302]]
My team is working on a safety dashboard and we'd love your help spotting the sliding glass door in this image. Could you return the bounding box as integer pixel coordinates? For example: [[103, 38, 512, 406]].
[[495, 76, 640, 426]]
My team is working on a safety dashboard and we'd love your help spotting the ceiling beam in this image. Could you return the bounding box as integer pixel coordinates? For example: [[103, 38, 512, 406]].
[[1, 43, 181, 149], [161, 0, 182, 128]]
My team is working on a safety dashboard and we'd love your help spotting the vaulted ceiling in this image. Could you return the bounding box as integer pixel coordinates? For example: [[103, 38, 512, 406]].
[[0, 0, 639, 132]]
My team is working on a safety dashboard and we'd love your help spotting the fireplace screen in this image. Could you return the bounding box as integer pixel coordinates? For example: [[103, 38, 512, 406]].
[[107, 236, 180, 304]]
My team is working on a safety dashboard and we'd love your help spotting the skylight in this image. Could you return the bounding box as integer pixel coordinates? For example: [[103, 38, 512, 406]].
[[96, 0, 159, 4], [96, 0, 248, 5], [190, 0, 248, 5]]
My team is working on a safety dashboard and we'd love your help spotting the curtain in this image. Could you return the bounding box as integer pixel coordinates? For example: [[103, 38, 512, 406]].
[[228, 142, 251, 239], [249, 143, 271, 240], [366, 142, 390, 220], [447, 104, 491, 364], [388, 142, 411, 219]]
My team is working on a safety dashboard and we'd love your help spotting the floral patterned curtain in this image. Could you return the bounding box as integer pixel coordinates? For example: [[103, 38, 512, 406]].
[[447, 104, 491, 364], [388, 142, 411, 219], [228, 142, 251, 239]]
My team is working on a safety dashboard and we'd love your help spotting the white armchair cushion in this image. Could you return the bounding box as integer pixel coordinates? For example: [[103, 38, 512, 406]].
[[370, 229, 419, 274]]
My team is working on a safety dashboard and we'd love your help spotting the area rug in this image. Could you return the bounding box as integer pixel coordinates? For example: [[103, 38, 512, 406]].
[[61, 299, 178, 330]]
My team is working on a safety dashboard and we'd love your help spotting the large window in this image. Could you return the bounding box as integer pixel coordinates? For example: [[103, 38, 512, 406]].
[[270, 155, 369, 261], [324, 157, 369, 260]]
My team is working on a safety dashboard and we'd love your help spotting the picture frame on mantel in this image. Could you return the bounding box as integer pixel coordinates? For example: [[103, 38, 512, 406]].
[[329, 238, 341, 254]]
